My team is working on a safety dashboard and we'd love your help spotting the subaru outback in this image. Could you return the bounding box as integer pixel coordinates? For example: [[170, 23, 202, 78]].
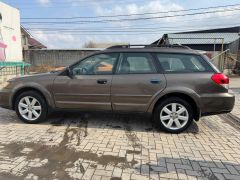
[[0, 45, 235, 133]]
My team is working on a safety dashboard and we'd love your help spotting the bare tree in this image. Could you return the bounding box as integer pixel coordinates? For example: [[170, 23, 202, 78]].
[[83, 41, 97, 48]]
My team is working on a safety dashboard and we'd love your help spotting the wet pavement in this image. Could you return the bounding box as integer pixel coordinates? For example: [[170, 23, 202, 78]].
[[0, 107, 240, 180], [0, 77, 239, 180]]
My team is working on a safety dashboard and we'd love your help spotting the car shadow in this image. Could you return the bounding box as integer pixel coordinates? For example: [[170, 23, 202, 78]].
[[45, 111, 199, 134], [0, 108, 199, 134], [135, 157, 240, 179]]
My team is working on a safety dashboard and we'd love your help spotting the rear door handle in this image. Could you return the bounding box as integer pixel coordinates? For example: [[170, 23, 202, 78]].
[[97, 79, 108, 84], [150, 79, 161, 84]]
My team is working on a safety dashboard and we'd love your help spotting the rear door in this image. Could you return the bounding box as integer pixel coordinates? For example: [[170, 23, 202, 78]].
[[111, 52, 166, 112]]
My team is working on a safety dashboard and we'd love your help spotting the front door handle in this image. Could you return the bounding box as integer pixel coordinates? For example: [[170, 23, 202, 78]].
[[150, 79, 161, 84], [97, 79, 108, 84]]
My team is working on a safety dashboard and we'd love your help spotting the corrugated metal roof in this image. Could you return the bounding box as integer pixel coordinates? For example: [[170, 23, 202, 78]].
[[167, 33, 239, 44]]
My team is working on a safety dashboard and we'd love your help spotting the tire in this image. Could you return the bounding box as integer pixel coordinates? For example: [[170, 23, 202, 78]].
[[153, 97, 193, 133], [15, 91, 48, 123]]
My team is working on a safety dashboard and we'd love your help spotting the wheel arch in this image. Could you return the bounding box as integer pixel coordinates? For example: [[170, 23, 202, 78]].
[[150, 92, 200, 121], [11, 86, 53, 110]]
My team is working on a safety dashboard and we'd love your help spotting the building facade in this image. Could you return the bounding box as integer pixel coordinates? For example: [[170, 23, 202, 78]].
[[0, 2, 22, 62]]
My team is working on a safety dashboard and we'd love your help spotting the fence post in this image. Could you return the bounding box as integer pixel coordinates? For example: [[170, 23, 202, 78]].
[[21, 64, 25, 76]]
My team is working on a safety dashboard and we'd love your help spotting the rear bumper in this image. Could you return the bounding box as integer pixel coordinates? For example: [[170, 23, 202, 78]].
[[0, 88, 12, 109], [200, 92, 235, 116]]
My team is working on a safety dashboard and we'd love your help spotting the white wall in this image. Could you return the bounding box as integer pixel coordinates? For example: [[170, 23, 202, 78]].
[[0, 2, 22, 62]]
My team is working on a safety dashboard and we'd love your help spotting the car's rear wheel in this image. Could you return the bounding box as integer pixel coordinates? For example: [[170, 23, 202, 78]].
[[153, 97, 193, 133], [15, 91, 48, 123]]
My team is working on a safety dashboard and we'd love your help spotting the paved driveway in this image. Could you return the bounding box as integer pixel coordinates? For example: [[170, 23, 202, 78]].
[[0, 106, 240, 180]]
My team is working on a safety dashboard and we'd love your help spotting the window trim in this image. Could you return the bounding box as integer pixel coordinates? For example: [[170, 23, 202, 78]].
[[115, 52, 159, 75], [68, 53, 120, 76], [154, 53, 215, 74]]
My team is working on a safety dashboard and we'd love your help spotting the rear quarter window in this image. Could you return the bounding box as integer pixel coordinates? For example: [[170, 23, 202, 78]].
[[156, 53, 213, 73]]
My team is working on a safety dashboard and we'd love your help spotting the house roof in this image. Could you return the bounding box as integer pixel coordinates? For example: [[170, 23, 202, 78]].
[[21, 26, 32, 38], [161, 33, 239, 45], [177, 26, 240, 34], [28, 37, 47, 49], [152, 26, 240, 46], [21, 26, 47, 49]]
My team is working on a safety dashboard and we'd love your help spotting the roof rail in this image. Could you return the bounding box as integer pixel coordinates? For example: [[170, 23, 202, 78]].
[[107, 44, 149, 49], [107, 44, 191, 49], [107, 45, 130, 49]]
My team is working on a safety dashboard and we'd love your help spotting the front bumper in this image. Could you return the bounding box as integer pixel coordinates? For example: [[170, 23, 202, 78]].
[[0, 88, 12, 109], [200, 92, 235, 116]]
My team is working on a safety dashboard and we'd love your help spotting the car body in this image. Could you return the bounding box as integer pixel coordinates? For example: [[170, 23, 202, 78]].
[[0, 46, 235, 133]]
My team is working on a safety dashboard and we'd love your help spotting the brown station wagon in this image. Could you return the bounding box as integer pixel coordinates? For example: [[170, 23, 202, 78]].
[[0, 45, 235, 133]]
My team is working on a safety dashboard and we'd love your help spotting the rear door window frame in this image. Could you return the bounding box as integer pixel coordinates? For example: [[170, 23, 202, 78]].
[[115, 52, 159, 75]]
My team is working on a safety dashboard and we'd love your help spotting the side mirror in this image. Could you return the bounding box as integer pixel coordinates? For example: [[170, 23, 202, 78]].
[[66, 67, 74, 79]]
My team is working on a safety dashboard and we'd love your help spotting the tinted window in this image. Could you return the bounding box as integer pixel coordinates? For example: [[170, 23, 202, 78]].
[[118, 53, 156, 74], [72, 53, 118, 75], [156, 53, 213, 73]]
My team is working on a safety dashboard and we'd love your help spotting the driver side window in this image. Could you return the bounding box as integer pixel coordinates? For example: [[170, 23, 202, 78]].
[[72, 53, 118, 75]]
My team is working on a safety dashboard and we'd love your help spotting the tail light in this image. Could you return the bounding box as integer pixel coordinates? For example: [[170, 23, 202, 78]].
[[211, 73, 229, 89]]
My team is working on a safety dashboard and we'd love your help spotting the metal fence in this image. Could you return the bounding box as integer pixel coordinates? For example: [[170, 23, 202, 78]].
[[0, 62, 31, 84], [0, 66, 22, 76], [168, 37, 225, 52], [167, 37, 240, 73]]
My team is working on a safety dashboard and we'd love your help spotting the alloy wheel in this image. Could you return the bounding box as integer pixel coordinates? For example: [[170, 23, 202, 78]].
[[18, 96, 42, 121], [160, 103, 189, 130]]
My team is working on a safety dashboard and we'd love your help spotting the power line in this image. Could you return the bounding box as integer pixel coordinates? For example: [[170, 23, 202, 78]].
[[21, 8, 240, 24], [24, 12, 240, 29], [30, 24, 240, 35], [25, 22, 240, 32], [21, 3, 240, 19]]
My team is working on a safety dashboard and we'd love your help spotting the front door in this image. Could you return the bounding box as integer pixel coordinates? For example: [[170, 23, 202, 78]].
[[111, 52, 166, 112], [53, 53, 119, 110]]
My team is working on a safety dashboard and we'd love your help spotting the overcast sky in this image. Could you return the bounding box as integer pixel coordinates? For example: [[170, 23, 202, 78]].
[[3, 0, 240, 49]]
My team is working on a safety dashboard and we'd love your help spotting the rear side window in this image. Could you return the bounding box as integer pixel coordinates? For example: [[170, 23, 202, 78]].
[[156, 53, 213, 73], [117, 53, 156, 74]]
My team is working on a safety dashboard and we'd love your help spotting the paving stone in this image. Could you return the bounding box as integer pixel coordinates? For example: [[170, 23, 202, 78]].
[[0, 92, 239, 180], [223, 173, 240, 180]]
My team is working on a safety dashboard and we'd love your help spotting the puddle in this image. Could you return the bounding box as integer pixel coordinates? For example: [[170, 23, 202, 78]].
[[0, 116, 138, 179]]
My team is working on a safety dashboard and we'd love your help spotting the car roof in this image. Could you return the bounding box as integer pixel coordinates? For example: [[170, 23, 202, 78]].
[[101, 47, 201, 55]]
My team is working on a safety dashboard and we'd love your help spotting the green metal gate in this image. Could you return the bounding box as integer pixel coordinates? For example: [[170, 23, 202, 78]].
[[0, 61, 31, 76]]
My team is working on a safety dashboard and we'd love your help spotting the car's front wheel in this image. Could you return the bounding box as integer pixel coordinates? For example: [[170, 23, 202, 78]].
[[15, 91, 48, 123], [153, 97, 193, 133]]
